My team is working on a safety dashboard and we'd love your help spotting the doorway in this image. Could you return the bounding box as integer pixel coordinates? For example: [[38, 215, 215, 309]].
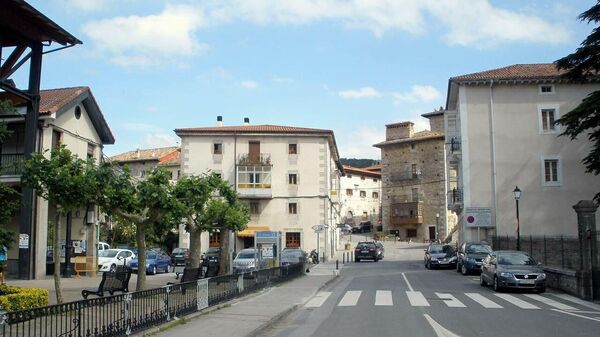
[[428, 226, 436, 242]]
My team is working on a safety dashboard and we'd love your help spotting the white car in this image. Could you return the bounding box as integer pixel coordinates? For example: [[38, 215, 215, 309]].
[[98, 249, 135, 272]]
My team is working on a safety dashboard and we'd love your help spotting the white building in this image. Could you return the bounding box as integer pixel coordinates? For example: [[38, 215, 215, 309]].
[[110, 146, 181, 182], [340, 165, 381, 227], [175, 117, 343, 259], [444, 64, 600, 243]]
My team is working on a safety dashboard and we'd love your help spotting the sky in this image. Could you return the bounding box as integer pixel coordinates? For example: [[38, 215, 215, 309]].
[[13, 0, 596, 159]]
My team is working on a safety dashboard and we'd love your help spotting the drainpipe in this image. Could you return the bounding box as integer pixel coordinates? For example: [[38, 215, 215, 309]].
[[489, 80, 498, 236]]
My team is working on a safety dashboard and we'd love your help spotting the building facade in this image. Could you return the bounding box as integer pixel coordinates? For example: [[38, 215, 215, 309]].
[[175, 117, 343, 260], [340, 165, 381, 227], [375, 115, 447, 242], [444, 64, 600, 243], [0, 87, 114, 279], [110, 146, 181, 182]]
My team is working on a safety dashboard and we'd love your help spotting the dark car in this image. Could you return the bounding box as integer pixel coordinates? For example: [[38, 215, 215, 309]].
[[456, 242, 492, 275], [354, 241, 379, 262], [127, 249, 172, 275], [351, 221, 373, 234], [424, 244, 456, 269], [281, 248, 307, 266], [375, 242, 385, 260], [171, 248, 189, 266], [202, 247, 220, 277], [480, 250, 546, 293]]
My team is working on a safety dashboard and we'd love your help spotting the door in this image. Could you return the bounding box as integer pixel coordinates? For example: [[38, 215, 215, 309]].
[[249, 141, 260, 163], [428, 226, 436, 242]]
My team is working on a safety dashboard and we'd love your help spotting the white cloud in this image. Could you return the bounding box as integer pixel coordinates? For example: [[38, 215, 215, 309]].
[[241, 80, 258, 89], [139, 133, 180, 149], [67, 0, 110, 11], [82, 4, 208, 67], [393, 85, 441, 104], [339, 86, 382, 99], [338, 127, 384, 159]]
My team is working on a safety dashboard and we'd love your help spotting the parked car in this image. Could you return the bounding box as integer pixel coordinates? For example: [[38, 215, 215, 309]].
[[127, 249, 172, 275], [456, 242, 492, 275], [171, 247, 189, 267], [97, 242, 110, 252], [375, 242, 385, 260], [354, 241, 379, 262], [281, 248, 307, 266], [340, 224, 353, 234], [98, 249, 135, 272], [351, 221, 373, 234], [480, 250, 546, 293], [201, 247, 220, 277], [233, 248, 259, 274], [424, 244, 456, 269]]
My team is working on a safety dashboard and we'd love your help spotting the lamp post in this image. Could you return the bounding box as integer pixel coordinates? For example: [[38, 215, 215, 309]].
[[435, 213, 440, 243], [513, 186, 521, 251]]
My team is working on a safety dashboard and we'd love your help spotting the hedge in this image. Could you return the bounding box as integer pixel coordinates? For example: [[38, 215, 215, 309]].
[[0, 284, 49, 312]]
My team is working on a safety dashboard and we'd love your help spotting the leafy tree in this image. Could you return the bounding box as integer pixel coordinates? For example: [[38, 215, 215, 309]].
[[95, 165, 181, 290], [21, 147, 99, 304], [555, 2, 600, 202], [339, 158, 379, 168], [173, 173, 249, 272]]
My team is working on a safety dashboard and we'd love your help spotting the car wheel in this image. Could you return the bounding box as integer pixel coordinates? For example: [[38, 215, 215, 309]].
[[151, 265, 157, 275], [109, 264, 116, 273], [426, 261, 431, 269], [480, 273, 486, 286], [461, 264, 469, 275], [493, 276, 502, 292], [374, 257, 379, 262]]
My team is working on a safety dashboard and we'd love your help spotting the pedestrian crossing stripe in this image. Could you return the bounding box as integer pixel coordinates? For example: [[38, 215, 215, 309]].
[[305, 291, 331, 308], [464, 293, 503, 308], [375, 290, 393, 306], [436, 293, 466, 308], [406, 291, 430, 307], [494, 293, 540, 309], [338, 290, 361, 306]]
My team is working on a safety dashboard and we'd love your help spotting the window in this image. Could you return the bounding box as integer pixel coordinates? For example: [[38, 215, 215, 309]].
[[209, 232, 220, 247], [346, 189, 353, 196], [87, 143, 95, 160], [360, 191, 366, 198], [249, 202, 259, 214], [213, 143, 223, 154], [373, 178, 378, 183], [360, 176, 365, 180], [347, 175, 352, 178], [411, 164, 418, 178], [541, 109, 557, 132], [52, 130, 62, 150], [288, 202, 298, 214], [542, 157, 561, 186], [288, 143, 298, 155], [74, 106, 82, 119], [286, 232, 301, 248], [140, 170, 146, 178], [407, 229, 417, 238], [215, 173, 222, 179], [372, 192, 379, 199], [412, 188, 419, 201], [410, 144, 416, 151], [539, 84, 555, 94], [288, 173, 298, 185], [177, 170, 181, 179]]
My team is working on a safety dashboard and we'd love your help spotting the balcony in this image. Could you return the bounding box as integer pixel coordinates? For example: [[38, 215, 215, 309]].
[[390, 171, 422, 182], [449, 137, 461, 153], [447, 188, 463, 212], [390, 201, 424, 226], [237, 153, 272, 166], [0, 153, 24, 175], [237, 165, 272, 199]]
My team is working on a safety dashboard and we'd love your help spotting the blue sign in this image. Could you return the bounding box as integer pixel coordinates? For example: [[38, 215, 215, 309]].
[[256, 231, 278, 239]]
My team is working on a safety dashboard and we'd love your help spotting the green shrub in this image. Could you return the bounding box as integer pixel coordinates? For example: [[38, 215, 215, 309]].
[[0, 284, 48, 312]]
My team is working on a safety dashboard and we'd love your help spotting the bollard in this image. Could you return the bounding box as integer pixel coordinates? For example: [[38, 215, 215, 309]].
[[342, 253, 345, 264], [336, 259, 339, 270]]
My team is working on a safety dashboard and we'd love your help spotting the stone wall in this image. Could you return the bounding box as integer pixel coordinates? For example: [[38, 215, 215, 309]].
[[386, 122, 414, 141]]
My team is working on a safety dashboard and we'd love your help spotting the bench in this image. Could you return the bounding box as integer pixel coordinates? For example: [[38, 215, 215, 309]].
[[81, 270, 131, 299]]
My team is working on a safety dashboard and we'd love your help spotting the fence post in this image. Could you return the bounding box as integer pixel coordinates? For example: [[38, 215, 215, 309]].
[[124, 293, 132, 336], [573, 200, 599, 300], [0, 304, 7, 327], [164, 285, 172, 321]]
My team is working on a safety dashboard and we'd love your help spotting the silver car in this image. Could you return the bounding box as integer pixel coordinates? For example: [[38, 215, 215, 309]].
[[480, 250, 546, 293], [233, 248, 259, 274]]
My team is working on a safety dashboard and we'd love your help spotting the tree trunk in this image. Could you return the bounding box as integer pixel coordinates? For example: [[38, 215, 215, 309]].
[[218, 229, 230, 276], [188, 227, 202, 268], [53, 214, 63, 304], [135, 223, 146, 291]]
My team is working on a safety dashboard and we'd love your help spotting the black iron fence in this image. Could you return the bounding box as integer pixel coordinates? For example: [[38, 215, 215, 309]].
[[491, 233, 600, 271], [0, 263, 305, 337], [0, 153, 23, 175]]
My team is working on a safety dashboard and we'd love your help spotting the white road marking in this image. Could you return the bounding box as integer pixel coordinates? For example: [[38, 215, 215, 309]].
[[464, 293, 503, 308], [402, 272, 414, 291], [494, 294, 540, 309], [305, 291, 331, 308], [551, 309, 600, 322], [524, 294, 577, 311], [407, 291, 430, 307], [552, 294, 600, 311], [375, 290, 393, 306], [436, 293, 466, 308], [338, 290, 361, 307], [424, 314, 462, 337]]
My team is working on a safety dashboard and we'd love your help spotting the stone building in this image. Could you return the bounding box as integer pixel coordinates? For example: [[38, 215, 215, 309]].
[[374, 112, 447, 242], [110, 146, 181, 183]]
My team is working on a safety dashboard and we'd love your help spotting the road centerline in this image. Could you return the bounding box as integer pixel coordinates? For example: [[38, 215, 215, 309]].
[[401, 272, 414, 291]]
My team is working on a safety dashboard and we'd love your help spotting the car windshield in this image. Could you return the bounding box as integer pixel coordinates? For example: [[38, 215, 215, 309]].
[[282, 250, 303, 258], [429, 245, 444, 253], [172, 248, 186, 254], [146, 252, 157, 260], [498, 253, 537, 265], [207, 248, 220, 254], [466, 244, 492, 254], [237, 251, 255, 259], [98, 250, 119, 258], [357, 243, 375, 249]]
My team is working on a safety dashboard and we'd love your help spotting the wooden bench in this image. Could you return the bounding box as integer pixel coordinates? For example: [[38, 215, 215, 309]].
[[81, 270, 131, 299]]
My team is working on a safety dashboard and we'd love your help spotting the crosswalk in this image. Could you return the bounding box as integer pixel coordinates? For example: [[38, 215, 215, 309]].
[[305, 290, 596, 312]]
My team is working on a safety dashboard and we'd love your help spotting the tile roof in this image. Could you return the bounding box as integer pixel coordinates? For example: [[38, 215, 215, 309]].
[[373, 130, 444, 147], [175, 124, 333, 134], [451, 63, 567, 82], [343, 165, 381, 178], [39, 87, 89, 114], [363, 164, 382, 172], [110, 146, 180, 163]]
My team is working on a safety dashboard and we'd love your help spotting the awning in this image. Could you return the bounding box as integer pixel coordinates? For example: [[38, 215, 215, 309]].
[[237, 225, 270, 238]]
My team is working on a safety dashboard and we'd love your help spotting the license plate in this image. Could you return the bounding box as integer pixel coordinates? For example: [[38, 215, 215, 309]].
[[361, 250, 368, 253], [520, 279, 535, 284], [439, 261, 448, 264]]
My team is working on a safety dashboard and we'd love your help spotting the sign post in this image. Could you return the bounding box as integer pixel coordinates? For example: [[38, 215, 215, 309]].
[[312, 225, 328, 262]]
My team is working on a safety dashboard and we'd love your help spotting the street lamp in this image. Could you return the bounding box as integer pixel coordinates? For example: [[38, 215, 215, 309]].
[[513, 186, 521, 251], [435, 213, 440, 242]]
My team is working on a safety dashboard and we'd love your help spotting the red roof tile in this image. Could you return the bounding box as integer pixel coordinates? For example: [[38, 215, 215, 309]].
[[175, 124, 333, 134], [373, 130, 444, 147], [39, 87, 89, 114], [111, 147, 180, 163], [451, 64, 568, 82], [343, 165, 381, 178]]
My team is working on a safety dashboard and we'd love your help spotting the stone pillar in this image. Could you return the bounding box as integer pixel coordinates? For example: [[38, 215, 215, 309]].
[[573, 200, 598, 300]]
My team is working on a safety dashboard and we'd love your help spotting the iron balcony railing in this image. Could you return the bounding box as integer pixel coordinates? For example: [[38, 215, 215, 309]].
[[448, 188, 463, 204], [390, 171, 422, 182], [449, 137, 461, 153], [0, 153, 24, 175], [237, 153, 272, 166], [0, 263, 305, 337]]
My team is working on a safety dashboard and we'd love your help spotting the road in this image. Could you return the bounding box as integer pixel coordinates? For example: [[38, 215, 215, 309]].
[[263, 240, 600, 337]]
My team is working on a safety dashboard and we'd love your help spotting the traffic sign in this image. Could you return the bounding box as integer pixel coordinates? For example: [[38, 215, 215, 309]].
[[312, 224, 329, 232]]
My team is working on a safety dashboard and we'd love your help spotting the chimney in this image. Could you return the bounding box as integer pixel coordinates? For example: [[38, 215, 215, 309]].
[[216, 116, 223, 127], [135, 148, 140, 159], [385, 121, 414, 141], [243, 117, 250, 126]]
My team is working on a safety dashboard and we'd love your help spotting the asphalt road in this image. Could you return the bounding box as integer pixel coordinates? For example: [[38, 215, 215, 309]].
[[263, 240, 600, 337]]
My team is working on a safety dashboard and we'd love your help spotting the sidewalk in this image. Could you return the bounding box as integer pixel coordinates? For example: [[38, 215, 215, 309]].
[[139, 260, 342, 337]]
